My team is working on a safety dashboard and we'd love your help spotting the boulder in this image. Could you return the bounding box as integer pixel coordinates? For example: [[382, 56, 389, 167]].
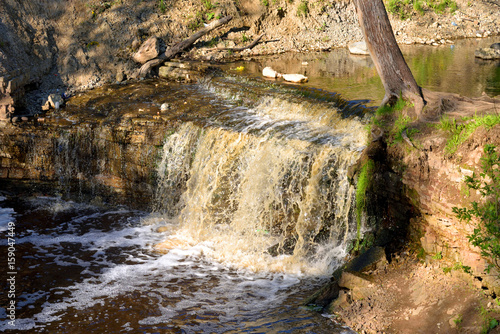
[[348, 41, 369, 55], [338, 271, 372, 290], [475, 47, 500, 60], [282, 74, 308, 83], [490, 43, 500, 50], [303, 281, 340, 308], [339, 271, 375, 301], [132, 36, 160, 64], [262, 66, 281, 79]]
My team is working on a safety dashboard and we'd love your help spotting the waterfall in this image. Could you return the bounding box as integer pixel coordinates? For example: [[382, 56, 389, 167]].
[[154, 82, 367, 275]]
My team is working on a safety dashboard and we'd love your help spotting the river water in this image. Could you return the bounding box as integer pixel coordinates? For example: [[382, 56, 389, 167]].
[[1, 38, 499, 333]]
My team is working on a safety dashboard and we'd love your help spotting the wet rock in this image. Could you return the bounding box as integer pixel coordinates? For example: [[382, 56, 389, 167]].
[[491, 43, 500, 50], [303, 281, 340, 308], [475, 47, 500, 60], [348, 41, 369, 55], [158, 65, 198, 82], [132, 36, 160, 64], [42, 94, 64, 111], [262, 66, 281, 79], [156, 226, 169, 233], [160, 103, 170, 111]]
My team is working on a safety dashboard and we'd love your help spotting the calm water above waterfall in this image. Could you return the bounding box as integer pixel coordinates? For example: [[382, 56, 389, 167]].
[[1, 38, 499, 333]]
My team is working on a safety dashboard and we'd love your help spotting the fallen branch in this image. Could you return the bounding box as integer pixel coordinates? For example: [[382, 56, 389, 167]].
[[138, 15, 233, 78], [205, 33, 265, 52]]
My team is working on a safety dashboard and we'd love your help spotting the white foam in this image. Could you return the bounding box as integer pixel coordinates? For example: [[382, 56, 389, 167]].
[[0, 206, 15, 232]]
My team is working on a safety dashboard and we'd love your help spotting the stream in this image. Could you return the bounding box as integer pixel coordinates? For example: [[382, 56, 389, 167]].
[[1, 37, 499, 333]]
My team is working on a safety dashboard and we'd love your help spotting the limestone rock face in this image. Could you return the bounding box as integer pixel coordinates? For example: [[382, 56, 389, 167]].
[[132, 37, 160, 64]]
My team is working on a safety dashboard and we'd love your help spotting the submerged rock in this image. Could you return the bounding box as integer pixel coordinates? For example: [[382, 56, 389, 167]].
[[475, 47, 500, 60], [490, 42, 500, 50]]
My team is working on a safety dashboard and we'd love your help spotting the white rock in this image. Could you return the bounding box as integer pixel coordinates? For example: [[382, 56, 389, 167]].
[[262, 66, 281, 78], [160, 103, 170, 111], [282, 74, 308, 83], [348, 41, 369, 55]]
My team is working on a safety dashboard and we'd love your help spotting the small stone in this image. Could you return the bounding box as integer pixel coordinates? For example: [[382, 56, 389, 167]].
[[48, 94, 64, 109], [21, 116, 29, 122], [132, 36, 160, 64], [160, 103, 170, 111], [116, 71, 126, 83], [131, 38, 141, 50]]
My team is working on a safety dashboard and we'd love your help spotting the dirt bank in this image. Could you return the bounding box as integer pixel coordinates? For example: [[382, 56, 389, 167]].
[[334, 251, 500, 334]]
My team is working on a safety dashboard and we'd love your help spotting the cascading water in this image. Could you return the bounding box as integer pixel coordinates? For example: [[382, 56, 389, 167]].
[[153, 81, 367, 274], [0, 73, 366, 333]]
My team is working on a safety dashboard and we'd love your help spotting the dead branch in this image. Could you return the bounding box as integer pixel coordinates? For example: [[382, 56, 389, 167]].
[[138, 15, 233, 78], [205, 33, 265, 52]]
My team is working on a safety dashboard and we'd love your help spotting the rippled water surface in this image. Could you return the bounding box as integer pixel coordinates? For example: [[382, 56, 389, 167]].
[[0, 195, 353, 333]]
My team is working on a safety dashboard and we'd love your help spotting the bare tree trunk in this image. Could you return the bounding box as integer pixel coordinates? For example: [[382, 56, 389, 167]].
[[353, 0, 425, 114]]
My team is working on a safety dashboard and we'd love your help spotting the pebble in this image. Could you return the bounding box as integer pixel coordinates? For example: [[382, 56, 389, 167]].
[[160, 103, 170, 111]]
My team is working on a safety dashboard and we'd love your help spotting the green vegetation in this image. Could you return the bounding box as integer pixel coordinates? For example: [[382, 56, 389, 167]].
[[187, 0, 219, 30], [443, 262, 472, 274], [261, 0, 269, 6], [385, 0, 458, 19], [241, 33, 250, 43], [372, 97, 417, 147], [453, 314, 463, 326], [480, 306, 499, 334], [159, 0, 167, 13], [432, 250, 443, 260], [355, 159, 375, 250], [86, 41, 100, 50], [453, 144, 500, 275], [435, 114, 500, 154], [203, 0, 215, 10], [297, 0, 309, 17]]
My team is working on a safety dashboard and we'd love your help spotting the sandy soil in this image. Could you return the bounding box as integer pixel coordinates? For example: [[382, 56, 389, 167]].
[[335, 251, 500, 334]]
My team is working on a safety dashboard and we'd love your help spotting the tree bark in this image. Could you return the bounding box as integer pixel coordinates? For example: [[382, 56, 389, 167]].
[[138, 15, 233, 78], [353, 0, 425, 114]]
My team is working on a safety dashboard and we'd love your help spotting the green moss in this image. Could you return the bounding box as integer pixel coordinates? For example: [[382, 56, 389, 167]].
[[355, 159, 375, 250]]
